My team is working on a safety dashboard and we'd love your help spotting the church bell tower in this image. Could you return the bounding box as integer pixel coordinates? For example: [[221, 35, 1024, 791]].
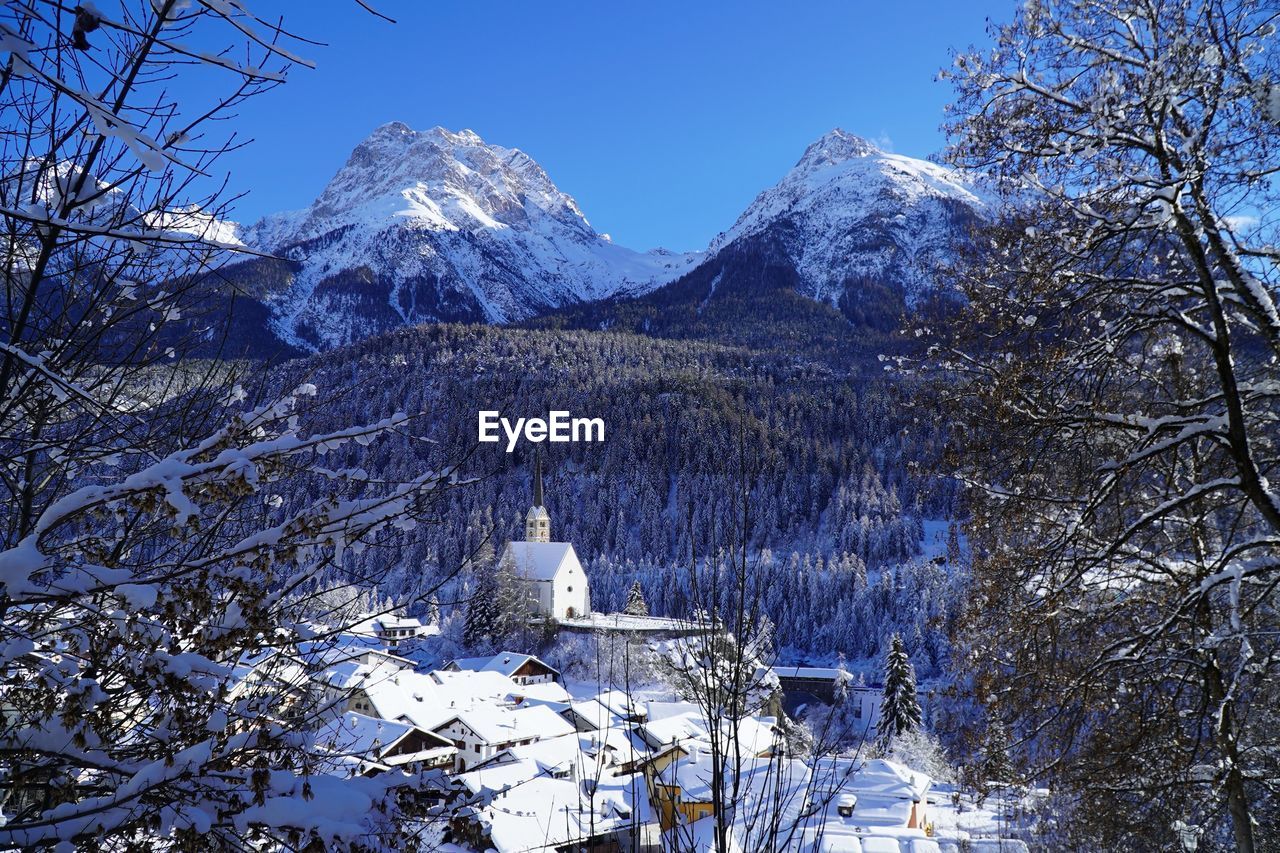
[[525, 451, 550, 543]]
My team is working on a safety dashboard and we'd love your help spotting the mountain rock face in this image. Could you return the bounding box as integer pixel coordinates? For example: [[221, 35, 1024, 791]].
[[702, 129, 990, 316], [234, 123, 699, 351]]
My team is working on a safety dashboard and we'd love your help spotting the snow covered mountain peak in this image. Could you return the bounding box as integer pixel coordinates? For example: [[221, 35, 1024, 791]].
[[793, 128, 881, 171], [270, 123, 591, 246], [236, 123, 700, 350], [706, 130, 991, 308]]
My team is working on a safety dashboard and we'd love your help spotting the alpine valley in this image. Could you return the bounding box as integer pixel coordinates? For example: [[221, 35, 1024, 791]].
[[12, 1, 1276, 847], [225, 123, 979, 691]]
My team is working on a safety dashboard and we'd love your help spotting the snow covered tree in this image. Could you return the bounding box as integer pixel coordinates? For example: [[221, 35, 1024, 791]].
[[978, 721, 1016, 794], [877, 634, 922, 750], [462, 568, 501, 651], [886, 729, 955, 785], [461, 553, 530, 652], [0, 3, 459, 849], [0, 386, 460, 850], [928, 0, 1280, 847], [663, 431, 803, 853], [623, 578, 649, 616]]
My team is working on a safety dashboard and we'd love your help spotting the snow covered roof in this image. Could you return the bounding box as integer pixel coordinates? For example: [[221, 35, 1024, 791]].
[[447, 651, 560, 679], [458, 728, 641, 794], [508, 680, 572, 705], [815, 838, 938, 853], [773, 665, 849, 680], [374, 615, 423, 630], [434, 702, 575, 745], [429, 669, 530, 705], [643, 700, 700, 722], [594, 688, 645, 719], [826, 758, 932, 802], [317, 710, 413, 755], [452, 727, 653, 853], [464, 771, 650, 853], [501, 540, 579, 582], [567, 698, 621, 731], [311, 711, 453, 776], [637, 702, 778, 756], [802, 758, 935, 835], [352, 666, 526, 731]]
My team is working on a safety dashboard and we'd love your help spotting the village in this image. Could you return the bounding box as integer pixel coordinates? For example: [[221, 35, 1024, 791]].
[[228, 470, 1029, 852]]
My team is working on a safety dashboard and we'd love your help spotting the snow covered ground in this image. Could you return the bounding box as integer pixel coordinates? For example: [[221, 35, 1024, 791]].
[[558, 612, 697, 633], [929, 784, 1041, 852]]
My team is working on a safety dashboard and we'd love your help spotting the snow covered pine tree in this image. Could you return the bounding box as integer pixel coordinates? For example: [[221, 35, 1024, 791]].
[[624, 578, 649, 616], [878, 633, 922, 751], [463, 561, 503, 650]]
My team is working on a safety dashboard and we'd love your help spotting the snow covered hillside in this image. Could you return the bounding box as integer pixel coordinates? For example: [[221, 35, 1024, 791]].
[[236, 123, 700, 351]]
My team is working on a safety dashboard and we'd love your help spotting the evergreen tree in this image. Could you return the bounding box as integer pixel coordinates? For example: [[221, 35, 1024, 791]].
[[463, 568, 500, 650], [492, 553, 530, 643], [979, 720, 1016, 793], [624, 579, 649, 616], [878, 633, 922, 749]]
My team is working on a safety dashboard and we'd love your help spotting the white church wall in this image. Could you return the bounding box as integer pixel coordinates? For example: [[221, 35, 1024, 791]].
[[551, 553, 588, 619]]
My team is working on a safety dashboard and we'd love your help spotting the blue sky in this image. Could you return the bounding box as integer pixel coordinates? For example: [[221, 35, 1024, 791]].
[[214, 1, 1009, 252]]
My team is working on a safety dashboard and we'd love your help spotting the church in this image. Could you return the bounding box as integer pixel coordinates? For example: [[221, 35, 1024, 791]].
[[499, 456, 590, 621]]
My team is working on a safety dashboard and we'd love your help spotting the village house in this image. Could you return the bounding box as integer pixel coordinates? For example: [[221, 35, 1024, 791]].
[[227, 650, 313, 715], [446, 651, 561, 685], [431, 702, 576, 772], [447, 730, 656, 852], [642, 749, 938, 850], [809, 757, 936, 838], [634, 701, 779, 758], [639, 742, 712, 829], [313, 711, 456, 777], [369, 614, 434, 648]]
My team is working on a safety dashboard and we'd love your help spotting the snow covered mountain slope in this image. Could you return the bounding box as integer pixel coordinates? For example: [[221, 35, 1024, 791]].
[[234, 123, 699, 351], [705, 128, 990, 311], [536, 129, 992, 347]]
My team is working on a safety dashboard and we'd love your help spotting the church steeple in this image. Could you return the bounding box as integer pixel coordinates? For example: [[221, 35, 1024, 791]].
[[525, 451, 550, 543], [533, 450, 544, 509]]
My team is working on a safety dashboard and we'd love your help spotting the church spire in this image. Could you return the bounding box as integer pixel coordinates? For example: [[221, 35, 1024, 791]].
[[533, 449, 544, 509], [525, 450, 550, 542]]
